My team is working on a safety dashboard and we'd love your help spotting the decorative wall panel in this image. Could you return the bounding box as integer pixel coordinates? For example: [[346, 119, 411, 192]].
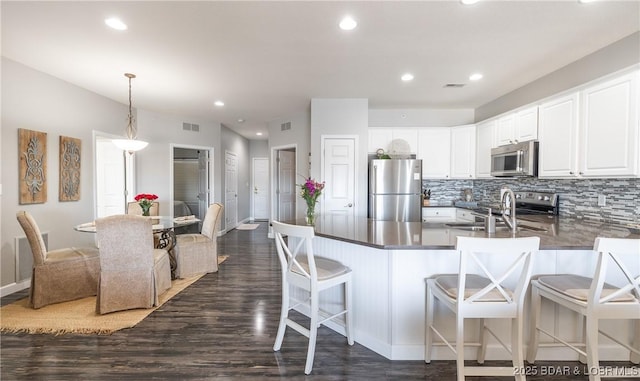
[[18, 128, 47, 204], [59, 136, 81, 201]]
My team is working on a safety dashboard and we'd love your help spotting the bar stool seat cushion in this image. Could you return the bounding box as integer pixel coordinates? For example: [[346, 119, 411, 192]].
[[435, 274, 514, 302], [293, 256, 350, 280], [538, 275, 636, 302]]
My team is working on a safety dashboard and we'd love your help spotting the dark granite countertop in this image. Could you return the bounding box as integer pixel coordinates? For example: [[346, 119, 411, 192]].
[[291, 215, 639, 250]]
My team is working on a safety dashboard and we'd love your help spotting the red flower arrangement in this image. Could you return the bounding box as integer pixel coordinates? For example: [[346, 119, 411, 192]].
[[134, 193, 158, 216]]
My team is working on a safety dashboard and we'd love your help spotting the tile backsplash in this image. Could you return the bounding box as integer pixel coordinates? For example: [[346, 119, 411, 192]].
[[423, 178, 640, 226]]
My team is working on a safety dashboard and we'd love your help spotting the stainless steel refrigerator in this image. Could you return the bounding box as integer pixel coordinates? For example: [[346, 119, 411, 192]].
[[368, 159, 422, 222]]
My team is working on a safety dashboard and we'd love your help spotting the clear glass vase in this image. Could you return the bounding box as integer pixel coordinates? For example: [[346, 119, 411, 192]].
[[305, 204, 316, 225]]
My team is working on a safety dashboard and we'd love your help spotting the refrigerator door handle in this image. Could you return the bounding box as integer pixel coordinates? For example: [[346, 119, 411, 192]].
[[372, 165, 377, 194]]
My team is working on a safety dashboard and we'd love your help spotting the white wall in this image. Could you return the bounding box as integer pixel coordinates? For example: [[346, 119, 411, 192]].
[[1, 59, 226, 289], [221, 125, 251, 230], [310, 98, 369, 217], [476, 31, 640, 121], [267, 109, 311, 220], [1, 58, 127, 286], [369, 108, 474, 127], [135, 109, 221, 217]]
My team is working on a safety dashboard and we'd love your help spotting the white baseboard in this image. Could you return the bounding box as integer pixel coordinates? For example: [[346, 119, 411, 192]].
[[1, 279, 30, 298]]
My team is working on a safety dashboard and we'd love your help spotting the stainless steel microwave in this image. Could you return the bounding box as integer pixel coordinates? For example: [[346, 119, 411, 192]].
[[490, 141, 539, 177]]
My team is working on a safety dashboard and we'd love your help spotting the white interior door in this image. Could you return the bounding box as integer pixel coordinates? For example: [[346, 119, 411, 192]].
[[277, 150, 295, 221], [321, 137, 355, 217], [197, 149, 210, 220], [96, 135, 132, 218], [225, 151, 238, 230], [252, 157, 269, 220]]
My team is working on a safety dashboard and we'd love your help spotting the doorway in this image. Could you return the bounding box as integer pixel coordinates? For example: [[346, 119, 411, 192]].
[[321, 136, 356, 218], [271, 146, 296, 223], [225, 151, 238, 230], [95, 132, 134, 219], [171, 144, 213, 234], [252, 157, 269, 221]]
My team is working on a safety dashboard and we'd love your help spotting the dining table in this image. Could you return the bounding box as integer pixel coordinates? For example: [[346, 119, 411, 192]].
[[75, 215, 201, 279]]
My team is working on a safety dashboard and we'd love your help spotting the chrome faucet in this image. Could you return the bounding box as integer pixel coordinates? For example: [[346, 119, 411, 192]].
[[500, 187, 517, 234]]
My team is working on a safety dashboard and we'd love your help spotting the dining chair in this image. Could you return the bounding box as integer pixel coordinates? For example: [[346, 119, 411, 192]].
[[527, 237, 640, 381], [271, 220, 354, 375], [16, 211, 101, 309], [127, 201, 159, 216], [95, 214, 171, 314], [174, 203, 223, 278], [425, 236, 539, 381]]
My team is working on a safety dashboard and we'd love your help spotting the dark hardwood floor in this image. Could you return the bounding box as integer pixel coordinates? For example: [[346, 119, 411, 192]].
[[1, 223, 637, 380]]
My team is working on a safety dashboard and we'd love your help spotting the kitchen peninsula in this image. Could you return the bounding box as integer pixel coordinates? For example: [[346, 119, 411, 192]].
[[289, 215, 639, 362]]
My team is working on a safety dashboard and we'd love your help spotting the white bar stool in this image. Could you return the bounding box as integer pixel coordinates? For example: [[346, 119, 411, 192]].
[[425, 236, 540, 381], [271, 220, 354, 375], [527, 237, 640, 381]]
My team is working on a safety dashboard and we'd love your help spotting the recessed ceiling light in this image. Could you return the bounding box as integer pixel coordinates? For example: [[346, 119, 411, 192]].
[[460, 0, 480, 4], [105, 17, 127, 31], [469, 73, 483, 81], [578, 0, 596, 3], [339, 16, 357, 31], [401, 73, 414, 82], [256, 132, 263, 136], [214, 101, 225, 107], [237, 118, 245, 123]]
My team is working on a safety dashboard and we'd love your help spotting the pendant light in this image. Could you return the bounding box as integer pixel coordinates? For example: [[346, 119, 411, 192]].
[[112, 73, 148, 153]]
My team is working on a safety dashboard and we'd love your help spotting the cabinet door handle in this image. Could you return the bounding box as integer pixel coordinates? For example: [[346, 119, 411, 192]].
[[579, 172, 584, 175], [569, 171, 574, 175], [514, 139, 519, 143]]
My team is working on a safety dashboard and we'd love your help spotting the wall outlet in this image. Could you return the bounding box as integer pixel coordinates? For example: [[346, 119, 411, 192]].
[[597, 194, 606, 207]]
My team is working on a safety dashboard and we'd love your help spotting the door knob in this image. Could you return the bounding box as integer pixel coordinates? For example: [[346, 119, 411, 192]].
[[344, 203, 353, 207]]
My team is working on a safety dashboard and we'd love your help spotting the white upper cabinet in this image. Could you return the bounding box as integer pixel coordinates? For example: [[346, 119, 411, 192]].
[[515, 106, 539, 142], [368, 129, 393, 153], [450, 124, 476, 179], [496, 106, 538, 146], [389, 129, 419, 155], [580, 71, 638, 177], [368, 128, 418, 154], [538, 69, 639, 178], [475, 120, 496, 178], [496, 114, 516, 146], [538, 92, 580, 178], [418, 128, 451, 178]]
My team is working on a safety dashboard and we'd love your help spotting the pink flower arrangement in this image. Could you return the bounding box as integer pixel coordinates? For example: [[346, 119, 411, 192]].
[[299, 177, 324, 224]]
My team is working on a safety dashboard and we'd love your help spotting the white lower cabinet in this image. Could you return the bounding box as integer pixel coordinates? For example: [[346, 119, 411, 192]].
[[455, 208, 475, 222], [422, 207, 456, 222]]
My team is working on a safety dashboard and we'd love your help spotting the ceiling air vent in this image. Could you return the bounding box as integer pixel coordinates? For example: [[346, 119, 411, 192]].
[[281, 122, 291, 131], [444, 83, 466, 88], [182, 122, 200, 132]]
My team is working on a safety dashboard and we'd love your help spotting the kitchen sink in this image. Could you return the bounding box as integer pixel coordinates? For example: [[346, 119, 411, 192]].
[[444, 222, 548, 233]]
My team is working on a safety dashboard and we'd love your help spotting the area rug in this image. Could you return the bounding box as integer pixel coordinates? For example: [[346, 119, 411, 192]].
[[235, 223, 259, 230], [0, 255, 228, 335]]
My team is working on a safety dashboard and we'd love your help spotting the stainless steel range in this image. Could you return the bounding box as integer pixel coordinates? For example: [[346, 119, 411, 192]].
[[456, 191, 560, 234]]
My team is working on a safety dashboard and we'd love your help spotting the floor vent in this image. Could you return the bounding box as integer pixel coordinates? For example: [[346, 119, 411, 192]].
[[15, 232, 48, 282], [281, 122, 291, 131]]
